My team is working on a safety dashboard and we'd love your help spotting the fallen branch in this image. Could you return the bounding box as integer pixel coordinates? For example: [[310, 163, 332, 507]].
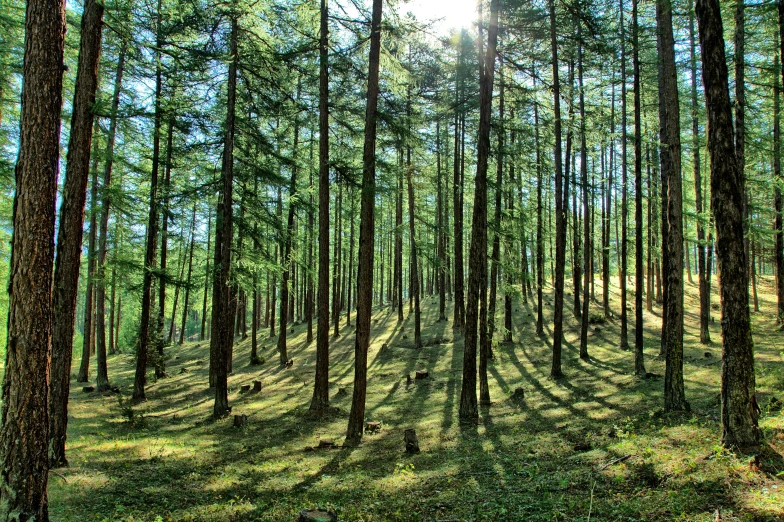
[[598, 454, 632, 471]]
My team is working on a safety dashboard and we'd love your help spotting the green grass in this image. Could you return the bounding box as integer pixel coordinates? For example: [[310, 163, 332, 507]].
[[49, 276, 784, 521]]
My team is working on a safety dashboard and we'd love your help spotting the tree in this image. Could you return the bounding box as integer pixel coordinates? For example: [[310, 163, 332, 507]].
[[632, 0, 645, 376], [0, 0, 66, 517], [310, 0, 330, 413], [49, 0, 104, 465], [657, 0, 687, 411], [695, 0, 760, 452], [346, 0, 383, 443], [459, 0, 499, 419]]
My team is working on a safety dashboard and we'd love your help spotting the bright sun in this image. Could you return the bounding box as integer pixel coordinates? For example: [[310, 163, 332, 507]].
[[404, 0, 478, 33]]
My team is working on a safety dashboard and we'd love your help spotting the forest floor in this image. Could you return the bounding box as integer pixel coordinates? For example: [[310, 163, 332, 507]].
[[50, 277, 784, 521]]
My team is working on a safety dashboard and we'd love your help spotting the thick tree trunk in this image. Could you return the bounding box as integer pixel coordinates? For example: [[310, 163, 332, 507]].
[[1, 1, 65, 517], [697, 0, 760, 451], [346, 0, 383, 443]]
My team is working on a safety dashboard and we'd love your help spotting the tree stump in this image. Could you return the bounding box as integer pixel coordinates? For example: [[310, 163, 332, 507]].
[[240, 384, 251, 393], [233, 414, 248, 428], [298, 508, 337, 522], [404, 428, 420, 453], [83, 386, 95, 393], [253, 380, 262, 392], [365, 421, 381, 433], [415, 370, 429, 380], [510, 387, 525, 402], [285, 359, 294, 368]]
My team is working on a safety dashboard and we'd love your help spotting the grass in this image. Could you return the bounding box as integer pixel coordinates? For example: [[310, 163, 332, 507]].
[[49, 276, 784, 521]]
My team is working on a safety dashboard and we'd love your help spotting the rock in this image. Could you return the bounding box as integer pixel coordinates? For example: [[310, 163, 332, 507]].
[[240, 384, 251, 393], [365, 421, 381, 433], [298, 508, 337, 522], [233, 414, 248, 428], [404, 429, 420, 453], [253, 380, 263, 392], [83, 386, 95, 393], [415, 370, 429, 380], [704, 351, 712, 358]]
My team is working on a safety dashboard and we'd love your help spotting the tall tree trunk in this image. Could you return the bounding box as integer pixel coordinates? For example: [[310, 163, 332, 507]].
[[2, 0, 66, 515], [179, 203, 197, 344], [200, 209, 211, 341], [346, 0, 383, 443], [156, 114, 175, 378], [460, 0, 498, 418], [133, 0, 164, 402], [489, 69, 504, 353], [696, 0, 760, 451], [212, 15, 237, 418], [453, 38, 466, 332], [776, 24, 784, 326], [94, 41, 125, 392], [619, 0, 630, 351], [658, 0, 687, 411], [632, 0, 646, 375], [549, 0, 566, 379], [437, 120, 446, 322], [535, 71, 545, 336], [311, 0, 331, 413], [578, 25, 591, 361], [78, 132, 100, 383], [278, 80, 301, 364]]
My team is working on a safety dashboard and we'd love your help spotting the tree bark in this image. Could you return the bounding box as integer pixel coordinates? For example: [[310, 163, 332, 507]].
[[1, 0, 66, 517], [346, 0, 383, 443], [697, 0, 760, 451], [632, 0, 646, 375]]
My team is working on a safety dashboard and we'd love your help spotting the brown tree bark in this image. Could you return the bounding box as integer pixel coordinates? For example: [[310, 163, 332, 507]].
[[632, 0, 646, 375], [346, 0, 383, 443], [133, 0, 164, 402], [658, 0, 687, 411], [49, 0, 103, 467], [578, 25, 591, 361], [619, 0, 630, 351], [179, 203, 197, 344], [776, 11, 784, 326], [549, 0, 566, 379], [212, 15, 238, 418], [460, 0, 498, 418], [697, 0, 760, 451], [311, 0, 331, 413], [0, 0, 66, 517]]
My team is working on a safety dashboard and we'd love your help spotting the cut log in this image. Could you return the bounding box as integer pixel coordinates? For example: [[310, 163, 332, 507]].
[[415, 370, 429, 380], [233, 414, 248, 428], [404, 428, 420, 453], [240, 384, 251, 393], [298, 508, 337, 522], [253, 380, 262, 392], [365, 421, 381, 433]]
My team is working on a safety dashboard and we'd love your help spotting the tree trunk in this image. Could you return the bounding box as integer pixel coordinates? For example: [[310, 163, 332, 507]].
[[1, 1, 66, 516], [133, 0, 164, 402], [619, 0, 630, 351], [346, 0, 383, 443], [549, 0, 566, 379], [460, 0, 498, 418], [632, 0, 646, 375], [179, 203, 197, 344], [696, 0, 760, 451], [212, 15, 237, 418], [200, 209, 211, 341], [578, 26, 591, 361], [658, 0, 687, 411]]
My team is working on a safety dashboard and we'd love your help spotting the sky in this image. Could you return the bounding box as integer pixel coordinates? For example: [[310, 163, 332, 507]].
[[401, 0, 479, 34]]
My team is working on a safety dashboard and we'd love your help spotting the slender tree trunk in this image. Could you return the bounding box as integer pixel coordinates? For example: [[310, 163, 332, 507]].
[[1, 0, 66, 515], [346, 0, 383, 442], [453, 41, 466, 332], [212, 15, 237, 417], [179, 203, 197, 344], [460, 0, 498, 418], [535, 72, 545, 336], [549, 0, 566, 379], [775, 26, 784, 325], [200, 209, 211, 341], [619, 0, 630, 351], [437, 120, 446, 322], [133, 0, 164, 402], [489, 69, 504, 354], [658, 0, 687, 411], [578, 26, 591, 360], [156, 114, 175, 378], [632, 0, 646, 375], [311, 0, 331, 413]]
